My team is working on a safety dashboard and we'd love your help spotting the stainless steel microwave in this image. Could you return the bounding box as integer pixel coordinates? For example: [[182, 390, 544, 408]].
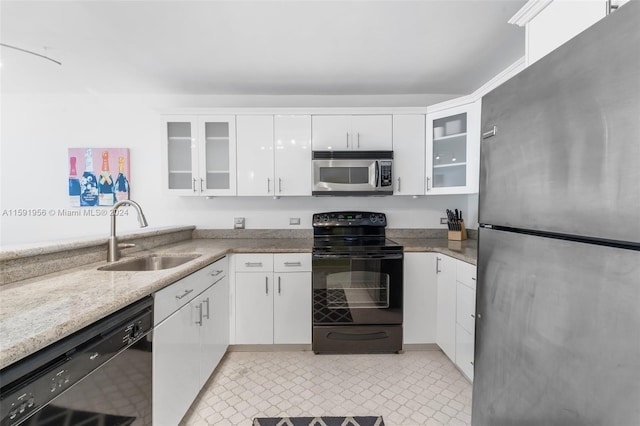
[[312, 151, 393, 196]]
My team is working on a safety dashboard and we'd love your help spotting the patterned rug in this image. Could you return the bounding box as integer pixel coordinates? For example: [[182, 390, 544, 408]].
[[253, 416, 385, 426]]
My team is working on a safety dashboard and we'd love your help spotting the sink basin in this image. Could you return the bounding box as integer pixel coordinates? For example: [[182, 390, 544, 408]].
[[98, 254, 201, 271]]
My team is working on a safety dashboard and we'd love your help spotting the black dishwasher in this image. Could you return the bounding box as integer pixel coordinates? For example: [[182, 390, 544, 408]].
[[0, 296, 153, 426]]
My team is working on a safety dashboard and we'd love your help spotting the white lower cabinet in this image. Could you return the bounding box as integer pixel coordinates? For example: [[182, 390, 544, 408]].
[[403, 253, 438, 344], [434, 254, 477, 382], [455, 261, 476, 381], [235, 253, 311, 345], [436, 254, 457, 361], [153, 257, 229, 426]]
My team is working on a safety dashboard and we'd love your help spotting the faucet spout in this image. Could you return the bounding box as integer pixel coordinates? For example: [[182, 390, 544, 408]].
[[107, 200, 148, 263]]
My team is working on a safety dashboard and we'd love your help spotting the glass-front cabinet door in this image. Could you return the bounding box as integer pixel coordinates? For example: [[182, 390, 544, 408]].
[[163, 115, 236, 196], [198, 116, 236, 196], [163, 117, 199, 195], [425, 100, 480, 194]]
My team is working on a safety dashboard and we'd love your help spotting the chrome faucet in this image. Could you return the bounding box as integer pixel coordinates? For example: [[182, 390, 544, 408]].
[[107, 200, 148, 262]]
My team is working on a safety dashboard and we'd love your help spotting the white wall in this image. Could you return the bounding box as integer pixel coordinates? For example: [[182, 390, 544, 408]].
[[0, 92, 478, 246]]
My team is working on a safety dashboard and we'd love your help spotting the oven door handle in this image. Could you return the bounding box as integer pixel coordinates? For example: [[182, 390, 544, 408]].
[[313, 253, 403, 260]]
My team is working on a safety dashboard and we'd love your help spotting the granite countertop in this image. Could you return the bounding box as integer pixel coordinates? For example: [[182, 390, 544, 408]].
[[0, 236, 476, 370]]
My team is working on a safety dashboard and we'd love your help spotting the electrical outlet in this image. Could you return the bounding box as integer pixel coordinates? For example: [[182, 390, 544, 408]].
[[440, 217, 448, 224], [289, 218, 301, 225], [234, 217, 245, 229]]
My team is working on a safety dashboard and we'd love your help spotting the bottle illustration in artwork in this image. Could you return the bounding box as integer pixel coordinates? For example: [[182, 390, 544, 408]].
[[98, 150, 115, 206], [68, 156, 81, 207], [114, 156, 130, 201], [80, 149, 99, 206]]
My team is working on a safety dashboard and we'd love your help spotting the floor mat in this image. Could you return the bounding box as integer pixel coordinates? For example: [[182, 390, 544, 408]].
[[253, 416, 384, 426]]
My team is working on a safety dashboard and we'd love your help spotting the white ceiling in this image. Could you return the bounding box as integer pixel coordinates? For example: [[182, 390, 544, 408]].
[[0, 0, 526, 96]]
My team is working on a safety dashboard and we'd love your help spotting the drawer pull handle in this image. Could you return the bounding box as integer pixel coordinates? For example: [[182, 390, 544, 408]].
[[245, 262, 263, 267], [471, 277, 476, 281], [284, 262, 302, 267], [210, 270, 223, 277], [89, 353, 99, 360], [175, 289, 194, 300]]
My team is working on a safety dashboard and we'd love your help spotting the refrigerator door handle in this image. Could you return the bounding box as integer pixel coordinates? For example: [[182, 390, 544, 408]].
[[482, 126, 497, 139]]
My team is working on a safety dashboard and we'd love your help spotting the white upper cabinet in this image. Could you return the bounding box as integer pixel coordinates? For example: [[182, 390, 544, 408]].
[[274, 115, 312, 196], [425, 100, 480, 195], [392, 114, 426, 196], [510, 0, 612, 66], [236, 115, 312, 196], [162, 115, 237, 196], [236, 115, 275, 196], [312, 115, 392, 151]]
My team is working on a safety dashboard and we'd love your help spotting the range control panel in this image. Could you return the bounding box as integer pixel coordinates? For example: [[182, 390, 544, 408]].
[[313, 211, 387, 227]]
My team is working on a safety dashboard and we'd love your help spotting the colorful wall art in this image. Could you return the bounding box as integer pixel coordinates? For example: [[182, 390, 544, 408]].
[[68, 148, 130, 207]]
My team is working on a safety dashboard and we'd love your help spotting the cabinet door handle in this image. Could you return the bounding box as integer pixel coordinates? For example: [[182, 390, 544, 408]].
[[357, 132, 360, 148], [203, 297, 210, 319], [426, 177, 431, 192], [278, 178, 282, 193], [192, 178, 197, 193], [284, 261, 302, 267], [210, 269, 224, 277], [470, 361, 474, 366], [397, 177, 401, 192], [176, 289, 194, 300], [471, 314, 475, 319], [265, 276, 269, 295], [472, 277, 476, 281], [482, 126, 497, 139], [200, 178, 204, 192], [267, 178, 271, 193], [436, 257, 441, 274], [245, 262, 263, 267], [346, 132, 349, 148], [195, 303, 203, 326], [278, 276, 281, 294]]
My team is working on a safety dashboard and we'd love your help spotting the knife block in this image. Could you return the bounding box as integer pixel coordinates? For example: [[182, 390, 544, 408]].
[[448, 220, 467, 241]]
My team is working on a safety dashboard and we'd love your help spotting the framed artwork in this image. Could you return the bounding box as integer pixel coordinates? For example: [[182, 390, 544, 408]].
[[68, 148, 130, 207]]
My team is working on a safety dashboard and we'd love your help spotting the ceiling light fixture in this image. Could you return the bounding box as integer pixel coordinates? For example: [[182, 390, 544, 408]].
[[0, 43, 62, 66]]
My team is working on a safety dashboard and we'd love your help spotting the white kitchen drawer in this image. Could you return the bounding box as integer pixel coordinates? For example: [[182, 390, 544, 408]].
[[273, 253, 311, 272], [456, 281, 476, 334], [235, 254, 273, 272], [154, 257, 227, 326], [199, 257, 227, 287], [457, 260, 477, 290], [155, 270, 201, 326], [456, 323, 475, 381]]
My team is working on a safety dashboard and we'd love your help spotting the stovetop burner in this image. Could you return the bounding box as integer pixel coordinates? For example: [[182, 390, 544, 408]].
[[312, 211, 402, 253]]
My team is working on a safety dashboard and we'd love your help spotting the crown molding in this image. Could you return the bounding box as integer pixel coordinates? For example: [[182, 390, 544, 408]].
[[508, 0, 554, 27]]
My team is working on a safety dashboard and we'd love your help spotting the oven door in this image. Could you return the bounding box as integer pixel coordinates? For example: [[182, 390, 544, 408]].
[[312, 252, 403, 325]]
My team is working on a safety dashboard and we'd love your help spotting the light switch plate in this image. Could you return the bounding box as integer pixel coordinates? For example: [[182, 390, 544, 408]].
[[289, 218, 301, 225], [440, 217, 448, 224], [234, 217, 245, 229]]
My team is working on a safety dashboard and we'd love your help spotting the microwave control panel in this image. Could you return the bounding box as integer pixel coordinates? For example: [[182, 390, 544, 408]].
[[380, 161, 392, 187]]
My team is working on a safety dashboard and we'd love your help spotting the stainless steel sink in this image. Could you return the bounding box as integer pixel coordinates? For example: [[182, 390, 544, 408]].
[[98, 254, 201, 271]]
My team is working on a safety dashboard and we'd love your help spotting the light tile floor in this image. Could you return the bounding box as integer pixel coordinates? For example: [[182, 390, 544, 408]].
[[181, 350, 472, 426]]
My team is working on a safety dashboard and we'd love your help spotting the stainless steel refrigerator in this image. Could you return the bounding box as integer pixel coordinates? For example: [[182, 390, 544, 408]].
[[472, 2, 640, 425]]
